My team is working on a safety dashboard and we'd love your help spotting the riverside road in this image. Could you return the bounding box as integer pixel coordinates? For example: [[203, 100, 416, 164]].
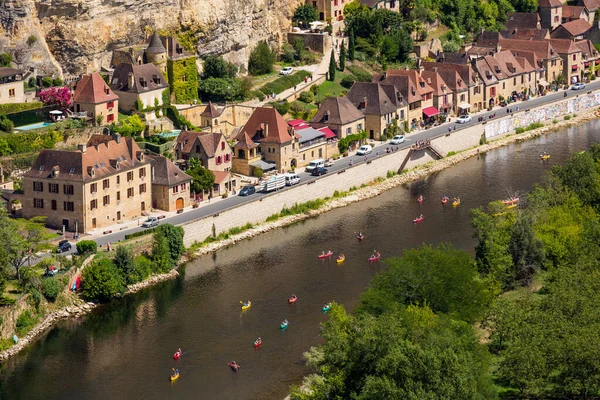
[[90, 82, 600, 248]]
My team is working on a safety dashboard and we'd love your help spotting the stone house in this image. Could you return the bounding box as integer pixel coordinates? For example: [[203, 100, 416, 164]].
[[200, 101, 223, 130], [385, 67, 436, 124], [73, 72, 119, 125], [561, 6, 589, 24], [110, 63, 168, 112], [346, 82, 407, 139], [360, 0, 400, 12], [211, 171, 238, 197], [504, 12, 542, 31], [372, 75, 423, 127], [15, 134, 151, 233], [147, 154, 191, 211], [550, 19, 593, 41], [0, 68, 25, 105], [291, 124, 331, 165], [421, 70, 454, 116], [574, 39, 600, 78], [577, 0, 600, 23], [539, 0, 564, 30], [309, 96, 365, 139], [308, 0, 346, 22], [550, 38, 599, 83], [175, 131, 233, 172]]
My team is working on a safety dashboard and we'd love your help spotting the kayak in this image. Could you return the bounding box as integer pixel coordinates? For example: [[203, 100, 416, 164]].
[[170, 372, 180, 382], [228, 362, 241, 371], [280, 321, 289, 330], [492, 212, 507, 217], [502, 197, 519, 204], [452, 200, 461, 207], [413, 216, 424, 224], [368, 253, 381, 262], [322, 303, 331, 312], [254, 339, 262, 348], [173, 351, 181, 360], [417, 196, 423, 204], [318, 251, 333, 259], [441, 197, 449, 205], [288, 295, 298, 304], [356, 234, 364, 240], [506, 203, 518, 209], [540, 154, 550, 160], [241, 301, 251, 310], [337, 256, 345, 263]]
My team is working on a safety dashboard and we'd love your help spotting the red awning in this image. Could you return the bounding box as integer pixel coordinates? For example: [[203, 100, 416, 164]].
[[585, 61, 590, 67], [572, 65, 578, 71], [422, 106, 440, 118], [317, 127, 337, 139], [596, 59, 600, 65]]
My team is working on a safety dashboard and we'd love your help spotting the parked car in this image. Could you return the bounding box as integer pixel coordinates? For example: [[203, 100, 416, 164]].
[[45, 266, 58, 276], [390, 135, 405, 145], [56, 241, 72, 253], [311, 167, 328, 176], [572, 82, 585, 90], [142, 217, 159, 228], [284, 173, 300, 186], [324, 159, 334, 167], [357, 145, 373, 155], [305, 158, 324, 172], [456, 115, 472, 124], [280, 67, 293, 75], [239, 185, 256, 196]]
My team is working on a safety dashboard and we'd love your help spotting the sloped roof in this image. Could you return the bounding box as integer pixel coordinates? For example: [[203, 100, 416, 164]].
[[0, 67, 24, 79], [212, 170, 231, 184], [197, 132, 225, 157], [500, 29, 550, 41], [110, 63, 168, 94], [423, 62, 477, 88], [561, 5, 587, 19], [386, 69, 434, 97], [234, 132, 259, 150], [555, 19, 593, 36], [309, 96, 365, 126], [423, 64, 469, 92], [201, 101, 222, 118], [498, 38, 561, 60], [147, 31, 167, 54], [539, 0, 562, 8], [476, 31, 502, 48], [574, 39, 598, 57], [176, 131, 201, 154], [346, 82, 403, 115], [475, 58, 499, 85], [236, 107, 296, 145], [147, 154, 191, 187], [549, 38, 582, 54], [24, 137, 146, 182], [73, 72, 118, 104], [578, 0, 600, 11], [375, 75, 421, 103], [505, 12, 541, 30], [421, 70, 451, 96], [175, 131, 227, 157]]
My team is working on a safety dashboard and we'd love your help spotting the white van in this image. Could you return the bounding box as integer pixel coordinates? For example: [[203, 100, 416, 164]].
[[305, 159, 325, 172], [284, 173, 300, 186]]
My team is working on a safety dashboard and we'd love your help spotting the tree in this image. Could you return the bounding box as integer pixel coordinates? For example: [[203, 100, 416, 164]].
[[197, 77, 241, 102], [113, 246, 135, 285], [293, 4, 319, 28], [151, 228, 172, 273], [41, 278, 62, 302], [338, 43, 346, 71], [328, 49, 336, 81], [348, 28, 356, 61], [248, 42, 275, 76], [187, 158, 216, 193], [112, 115, 146, 137], [293, 38, 306, 61], [38, 86, 73, 109], [1, 216, 52, 281], [155, 224, 185, 267], [0, 52, 12, 67], [202, 55, 237, 79], [553, 151, 600, 210], [81, 258, 125, 302], [76, 240, 97, 255], [0, 115, 14, 134]]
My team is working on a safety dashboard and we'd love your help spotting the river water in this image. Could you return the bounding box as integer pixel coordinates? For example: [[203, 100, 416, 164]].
[[2, 120, 600, 400]]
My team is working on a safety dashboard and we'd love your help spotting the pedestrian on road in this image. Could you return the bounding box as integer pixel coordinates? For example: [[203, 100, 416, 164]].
[[364, 156, 367, 162], [294, 85, 297, 91]]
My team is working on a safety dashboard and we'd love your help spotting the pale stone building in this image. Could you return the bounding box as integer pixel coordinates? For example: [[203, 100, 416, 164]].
[[110, 63, 169, 112], [174, 131, 233, 172], [73, 72, 119, 125], [309, 96, 365, 139], [147, 154, 192, 211], [0, 68, 25, 104]]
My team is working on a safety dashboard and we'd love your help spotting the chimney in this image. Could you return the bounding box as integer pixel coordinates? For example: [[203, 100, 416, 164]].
[[78, 144, 87, 153], [128, 72, 134, 89], [264, 122, 268, 138], [152, 165, 155, 181], [112, 133, 122, 144], [417, 58, 423, 74]]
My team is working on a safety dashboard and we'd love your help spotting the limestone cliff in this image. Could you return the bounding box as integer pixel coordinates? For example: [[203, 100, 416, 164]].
[[0, 0, 302, 77]]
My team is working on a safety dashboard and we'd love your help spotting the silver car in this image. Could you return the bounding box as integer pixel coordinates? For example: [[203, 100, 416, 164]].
[[142, 217, 159, 228]]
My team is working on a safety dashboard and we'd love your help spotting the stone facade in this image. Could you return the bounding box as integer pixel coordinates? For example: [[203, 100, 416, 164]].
[[0, 68, 25, 105]]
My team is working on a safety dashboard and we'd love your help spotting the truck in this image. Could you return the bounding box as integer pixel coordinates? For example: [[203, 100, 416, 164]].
[[261, 175, 286, 193]]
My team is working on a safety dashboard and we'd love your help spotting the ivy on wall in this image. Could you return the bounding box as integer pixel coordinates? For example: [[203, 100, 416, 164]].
[[167, 58, 199, 103]]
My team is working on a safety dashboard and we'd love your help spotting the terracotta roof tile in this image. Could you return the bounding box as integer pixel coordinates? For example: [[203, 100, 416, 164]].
[[309, 96, 364, 126], [346, 82, 405, 115], [556, 19, 592, 36], [236, 107, 295, 145], [505, 12, 541, 30], [147, 154, 191, 187], [421, 70, 451, 95], [561, 5, 587, 19], [549, 38, 581, 54], [539, 0, 563, 8], [73, 72, 118, 104], [385, 69, 434, 97], [201, 101, 222, 118]]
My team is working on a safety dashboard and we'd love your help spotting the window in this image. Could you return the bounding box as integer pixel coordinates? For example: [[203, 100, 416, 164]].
[[346, 127, 352, 135], [139, 167, 146, 178], [63, 185, 74, 195], [103, 195, 110, 206], [127, 171, 134, 182], [216, 156, 222, 165], [521, 75, 524, 84], [116, 175, 120, 185], [34, 198, 44, 209], [357, 123, 363, 130], [90, 183, 97, 194], [180, 183, 186, 191], [51, 200, 57, 210], [103, 179, 110, 189], [107, 114, 114, 123], [221, 142, 225, 150], [90, 199, 98, 210], [502, 82, 506, 90], [33, 181, 43, 192], [107, 101, 114, 109], [172, 186, 179, 194], [63, 201, 74, 212], [490, 87, 496, 96], [139, 183, 146, 194], [573, 54, 577, 61], [460, 94, 466, 102], [225, 154, 230, 162], [49, 183, 59, 193], [400, 110, 405, 120], [127, 188, 134, 198], [9, 89, 15, 97], [513, 78, 516, 86]]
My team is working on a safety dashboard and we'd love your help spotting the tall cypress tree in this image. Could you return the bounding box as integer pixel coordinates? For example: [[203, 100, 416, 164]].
[[328, 49, 336, 82], [339, 44, 346, 71], [348, 28, 356, 61]]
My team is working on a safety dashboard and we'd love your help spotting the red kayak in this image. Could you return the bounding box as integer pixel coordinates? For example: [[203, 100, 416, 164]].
[[413, 216, 424, 223], [356, 234, 364, 240], [318, 251, 333, 259], [254, 339, 262, 348], [288, 295, 298, 304], [441, 197, 449, 204], [417, 195, 423, 204], [368, 253, 381, 262], [228, 362, 241, 371], [173, 351, 181, 360]]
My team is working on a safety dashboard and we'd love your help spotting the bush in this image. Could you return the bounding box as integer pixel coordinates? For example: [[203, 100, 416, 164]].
[[347, 66, 372, 82], [16, 310, 37, 336], [41, 278, 62, 302], [133, 255, 153, 282], [260, 70, 312, 95], [41, 76, 53, 88], [515, 127, 525, 134], [114, 246, 136, 285], [269, 100, 290, 116], [298, 91, 314, 103], [341, 75, 356, 89], [124, 228, 156, 240], [77, 240, 97, 255], [27, 35, 37, 46], [338, 130, 368, 153], [0, 102, 43, 115], [248, 41, 276, 75], [253, 167, 264, 178], [564, 115, 571, 121], [81, 258, 125, 302], [156, 224, 185, 267], [0, 52, 12, 67], [0, 115, 14, 133]]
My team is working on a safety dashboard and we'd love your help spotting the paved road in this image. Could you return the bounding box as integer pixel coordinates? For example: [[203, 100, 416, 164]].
[[61, 81, 600, 252]]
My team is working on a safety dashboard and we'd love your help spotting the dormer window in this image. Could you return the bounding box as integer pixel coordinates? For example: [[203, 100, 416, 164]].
[[39, 164, 45, 171], [177, 46, 183, 55], [420, 82, 425, 88], [139, 78, 148, 88], [104, 88, 110, 95], [69, 168, 75, 174]]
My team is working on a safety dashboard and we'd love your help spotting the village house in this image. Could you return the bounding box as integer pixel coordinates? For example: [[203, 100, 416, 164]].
[[14, 134, 151, 233], [382, 66, 437, 125], [109, 63, 169, 112], [550, 38, 599, 83], [360, 0, 400, 12], [560, 5, 588, 24], [292, 124, 330, 164], [425, 60, 485, 114], [175, 131, 233, 172], [309, 96, 365, 139], [550, 19, 593, 41], [73, 72, 119, 125], [577, 0, 599, 23], [308, 0, 346, 22], [504, 12, 541, 31], [200, 101, 223, 130], [232, 107, 299, 175], [147, 154, 192, 212], [421, 70, 454, 116], [371, 74, 422, 127], [346, 82, 407, 139], [539, 0, 564, 30], [0, 68, 25, 104]]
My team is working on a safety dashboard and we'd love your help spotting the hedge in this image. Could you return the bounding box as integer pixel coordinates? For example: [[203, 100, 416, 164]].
[[0, 102, 43, 115], [124, 227, 156, 240], [0, 130, 63, 156], [260, 70, 312, 95]]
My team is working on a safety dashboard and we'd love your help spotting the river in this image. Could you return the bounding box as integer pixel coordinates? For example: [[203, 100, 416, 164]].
[[2, 120, 600, 400]]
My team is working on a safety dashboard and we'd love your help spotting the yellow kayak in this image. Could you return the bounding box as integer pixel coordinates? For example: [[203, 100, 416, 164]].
[[337, 256, 345, 263], [241, 301, 251, 310], [452, 200, 461, 207], [170, 373, 180, 382], [540, 155, 550, 160], [506, 203, 518, 209]]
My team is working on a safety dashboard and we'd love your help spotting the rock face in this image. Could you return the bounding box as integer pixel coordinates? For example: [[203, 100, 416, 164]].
[[0, 0, 302, 77]]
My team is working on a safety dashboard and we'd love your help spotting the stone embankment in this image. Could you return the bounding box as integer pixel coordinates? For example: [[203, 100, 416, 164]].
[[126, 270, 180, 294]]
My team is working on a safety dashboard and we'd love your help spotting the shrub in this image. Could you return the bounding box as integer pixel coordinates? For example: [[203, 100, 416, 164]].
[[341, 75, 355, 89], [76, 240, 97, 255], [447, 151, 457, 156], [269, 100, 290, 116], [386, 170, 396, 178], [248, 41, 275, 75], [41, 278, 62, 302], [114, 246, 136, 285], [41, 76, 53, 88], [16, 310, 37, 336], [298, 91, 314, 103], [124, 228, 156, 240], [347, 65, 372, 82], [564, 115, 571, 121], [552, 119, 558, 124], [156, 224, 185, 267], [515, 127, 525, 134], [81, 258, 125, 302], [0, 115, 14, 133], [133, 255, 153, 282], [39, 86, 72, 108], [260, 70, 311, 95], [27, 35, 37, 46], [253, 167, 264, 178], [0, 52, 12, 67]]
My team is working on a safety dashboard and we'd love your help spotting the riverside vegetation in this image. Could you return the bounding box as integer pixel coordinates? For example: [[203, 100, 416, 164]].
[[290, 146, 600, 399]]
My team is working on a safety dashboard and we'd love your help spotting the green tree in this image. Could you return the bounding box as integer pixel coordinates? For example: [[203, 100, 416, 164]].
[[1, 216, 52, 281], [553, 151, 600, 210], [293, 38, 306, 61], [328, 49, 336, 81], [187, 158, 216, 193], [112, 115, 146, 137], [41, 278, 63, 302], [151, 228, 172, 273], [113, 246, 135, 285], [248, 42, 275, 76], [348, 27, 356, 61], [338, 43, 346, 71], [0, 52, 12, 67], [293, 4, 319, 28], [155, 224, 185, 267], [81, 258, 125, 302], [202, 55, 237, 79], [0, 115, 14, 134]]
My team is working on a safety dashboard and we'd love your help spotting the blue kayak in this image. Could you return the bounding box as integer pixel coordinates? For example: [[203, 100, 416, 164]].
[[322, 303, 331, 312], [280, 321, 289, 329]]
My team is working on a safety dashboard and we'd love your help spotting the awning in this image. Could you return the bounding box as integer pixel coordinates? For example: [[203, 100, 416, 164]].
[[422, 106, 440, 118], [596, 59, 600, 65], [458, 103, 471, 110], [317, 127, 337, 139], [49, 110, 63, 115], [585, 61, 590, 67], [250, 160, 276, 171], [572, 65, 578, 71], [538, 79, 549, 87]]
